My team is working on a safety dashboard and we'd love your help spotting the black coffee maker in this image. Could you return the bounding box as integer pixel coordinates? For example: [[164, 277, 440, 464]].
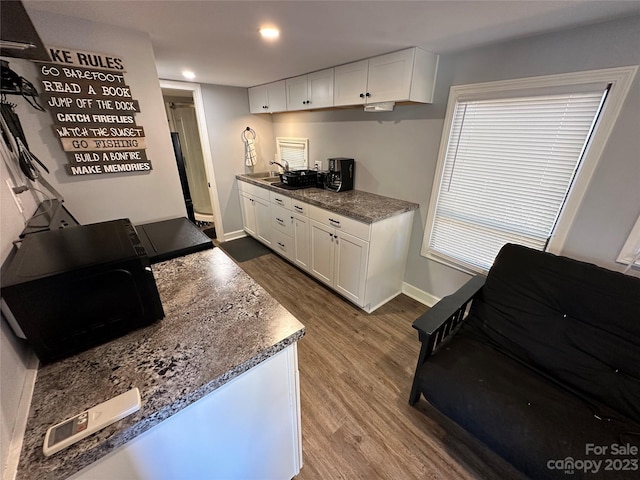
[[325, 158, 354, 192]]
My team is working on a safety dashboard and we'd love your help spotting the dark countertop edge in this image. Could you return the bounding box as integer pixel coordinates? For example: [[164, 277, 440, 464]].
[[30, 329, 305, 480], [236, 174, 419, 223]]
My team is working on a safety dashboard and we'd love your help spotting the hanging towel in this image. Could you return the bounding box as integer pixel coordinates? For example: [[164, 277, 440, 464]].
[[244, 137, 257, 166]]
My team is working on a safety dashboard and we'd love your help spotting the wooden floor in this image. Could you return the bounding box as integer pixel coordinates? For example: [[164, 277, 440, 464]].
[[228, 248, 525, 480]]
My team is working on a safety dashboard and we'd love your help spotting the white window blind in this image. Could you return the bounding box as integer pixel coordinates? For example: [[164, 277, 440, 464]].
[[276, 137, 308, 170], [428, 88, 609, 272]]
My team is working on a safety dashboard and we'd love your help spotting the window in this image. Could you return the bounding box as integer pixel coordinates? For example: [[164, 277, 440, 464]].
[[276, 137, 309, 170], [617, 214, 640, 273], [422, 66, 637, 273]]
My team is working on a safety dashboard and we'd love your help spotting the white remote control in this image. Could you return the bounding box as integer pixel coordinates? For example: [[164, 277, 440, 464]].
[[43, 388, 141, 457]]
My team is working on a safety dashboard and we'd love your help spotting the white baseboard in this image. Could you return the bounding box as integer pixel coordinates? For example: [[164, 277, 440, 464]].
[[402, 282, 441, 308], [3, 352, 38, 480], [221, 229, 246, 242]]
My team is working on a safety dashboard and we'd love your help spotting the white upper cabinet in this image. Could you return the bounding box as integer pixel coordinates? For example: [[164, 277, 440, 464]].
[[286, 68, 334, 111], [333, 60, 369, 107], [248, 80, 287, 113], [249, 47, 438, 113], [334, 48, 438, 106]]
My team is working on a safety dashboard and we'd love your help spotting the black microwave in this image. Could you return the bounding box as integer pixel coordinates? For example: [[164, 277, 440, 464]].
[[0, 219, 164, 363]]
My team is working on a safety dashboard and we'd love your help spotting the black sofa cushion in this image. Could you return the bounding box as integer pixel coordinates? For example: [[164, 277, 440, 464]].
[[467, 244, 640, 424], [417, 329, 640, 480]]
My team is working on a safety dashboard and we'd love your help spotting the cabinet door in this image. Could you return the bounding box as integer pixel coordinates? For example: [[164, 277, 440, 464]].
[[309, 220, 334, 285], [366, 49, 414, 103], [254, 197, 272, 246], [248, 85, 268, 113], [333, 60, 368, 107], [240, 193, 257, 237], [68, 345, 302, 480], [286, 75, 309, 111], [266, 80, 287, 112], [307, 68, 334, 109], [334, 231, 369, 306], [292, 213, 310, 271]]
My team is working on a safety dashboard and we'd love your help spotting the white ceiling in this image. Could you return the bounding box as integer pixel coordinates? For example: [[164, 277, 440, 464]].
[[24, 1, 640, 88]]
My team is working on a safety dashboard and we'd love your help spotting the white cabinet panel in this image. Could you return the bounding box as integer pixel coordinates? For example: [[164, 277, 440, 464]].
[[307, 69, 334, 109], [334, 231, 369, 304], [310, 217, 369, 307], [367, 48, 415, 104], [254, 197, 272, 246], [248, 81, 287, 113], [239, 192, 256, 237], [333, 60, 369, 107], [286, 69, 334, 111], [272, 204, 293, 237], [240, 189, 272, 246], [285, 75, 309, 111], [310, 220, 334, 286], [292, 213, 310, 271], [69, 345, 302, 480], [333, 48, 438, 107], [272, 228, 294, 261]]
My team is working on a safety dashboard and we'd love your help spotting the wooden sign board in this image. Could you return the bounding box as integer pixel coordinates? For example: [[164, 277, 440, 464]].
[[39, 47, 152, 176], [47, 47, 125, 72]]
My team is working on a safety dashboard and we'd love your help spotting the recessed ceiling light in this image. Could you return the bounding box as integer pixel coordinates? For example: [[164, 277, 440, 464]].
[[182, 70, 196, 80], [259, 27, 280, 40]]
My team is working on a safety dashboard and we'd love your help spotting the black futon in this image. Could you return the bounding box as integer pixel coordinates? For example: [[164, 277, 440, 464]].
[[410, 243, 640, 479]]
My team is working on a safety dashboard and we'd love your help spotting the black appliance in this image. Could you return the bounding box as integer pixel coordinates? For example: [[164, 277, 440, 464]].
[[316, 171, 329, 188], [0, 219, 165, 363], [136, 217, 213, 264], [325, 158, 354, 192], [171, 132, 196, 223]]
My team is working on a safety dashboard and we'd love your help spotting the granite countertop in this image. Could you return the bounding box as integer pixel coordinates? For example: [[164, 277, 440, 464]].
[[17, 248, 305, 480], [237, 173, 419, 223]]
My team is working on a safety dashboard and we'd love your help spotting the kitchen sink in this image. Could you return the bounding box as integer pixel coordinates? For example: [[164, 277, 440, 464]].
[[260, 176, 281, 184]]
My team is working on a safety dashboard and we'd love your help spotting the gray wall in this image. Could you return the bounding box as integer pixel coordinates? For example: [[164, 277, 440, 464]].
[[273, 15, 640, 299], [13, 9, 187, 225], [0, 10, 187, 473], [200, 84, 275, 237], [0, 161, 39, 474]]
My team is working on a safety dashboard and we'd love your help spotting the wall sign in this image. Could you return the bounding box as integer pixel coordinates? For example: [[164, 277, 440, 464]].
[[38, 46, 152, 176]]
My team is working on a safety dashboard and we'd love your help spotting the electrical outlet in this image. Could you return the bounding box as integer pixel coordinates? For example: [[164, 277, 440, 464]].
[[5, 179, 24, 213]]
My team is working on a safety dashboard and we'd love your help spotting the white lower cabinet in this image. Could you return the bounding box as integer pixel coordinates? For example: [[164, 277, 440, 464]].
[[239, 182, 272, 246], [238, 181, 414, 312], [69, 344, 302, 480], [269, 196, 311, 271], [310, 218, 369, 306]]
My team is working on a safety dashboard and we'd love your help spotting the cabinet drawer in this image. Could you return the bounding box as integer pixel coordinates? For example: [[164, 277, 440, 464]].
[[291, 200, 309, 216], [270, 191, 292, 210], [271, 229, 293, 261], [238, 180, 270, 201], [271, 204, 293, 236], [309, 206, 370, 241]]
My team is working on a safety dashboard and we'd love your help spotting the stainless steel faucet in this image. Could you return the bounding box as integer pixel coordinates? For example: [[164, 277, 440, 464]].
[[270, 160, 289, 172]]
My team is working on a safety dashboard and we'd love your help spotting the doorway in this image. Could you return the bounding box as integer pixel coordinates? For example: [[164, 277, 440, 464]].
[[160, 80, 223, 239], [163, 93, 212, 222]]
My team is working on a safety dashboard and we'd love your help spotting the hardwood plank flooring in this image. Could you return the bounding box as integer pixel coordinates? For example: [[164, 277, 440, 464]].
[[224, 247, 525, 479]]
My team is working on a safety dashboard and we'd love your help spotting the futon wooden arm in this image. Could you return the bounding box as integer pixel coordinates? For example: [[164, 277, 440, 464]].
[[409, 274, 486, 405]]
